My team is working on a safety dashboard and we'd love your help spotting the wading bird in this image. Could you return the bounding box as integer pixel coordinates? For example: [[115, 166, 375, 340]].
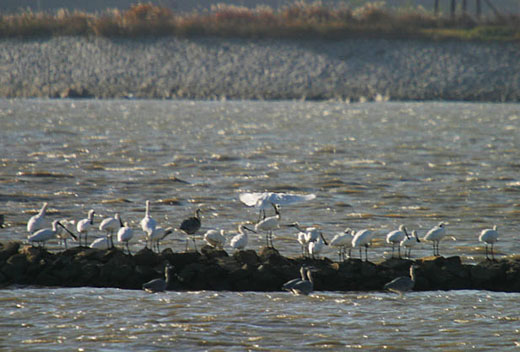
[[117, 222, 134, 255], [386, 224, 408, 258], [229, 223, 256, 251], [329, 228, 353, 261], [352, 228, 374, 261], [423, 222, 446, 256], [400, 230, 421, 258], [149, 226, 173, 253], [479, 225, 499, 260], [90, 237, 111, 249], [27, 202, 49, 234], [203, 229, 226, 250], [99, 213, 123, 249], [28, 219, 76, 247], [308, 234, 327, 259], [180, 208, 201, 252], [56, 219, 76, 249], [255, 203, 280, 248], [142, 264, 176, 293], [384, 265, 417, 296], [239, 191, 316, 221], [140, 200, 157, 245], [76, 209, 95, 247]]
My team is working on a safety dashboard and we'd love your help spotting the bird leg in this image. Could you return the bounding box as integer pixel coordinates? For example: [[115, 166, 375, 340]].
[[397, 245, 401, 259]]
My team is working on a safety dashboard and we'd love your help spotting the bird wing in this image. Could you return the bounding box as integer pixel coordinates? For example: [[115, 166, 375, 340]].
[[239, 192, 316, 208]]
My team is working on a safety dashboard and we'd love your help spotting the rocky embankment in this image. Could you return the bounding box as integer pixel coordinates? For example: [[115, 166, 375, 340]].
[[1, 37, 519, 102], [1, 241, 520, 292]]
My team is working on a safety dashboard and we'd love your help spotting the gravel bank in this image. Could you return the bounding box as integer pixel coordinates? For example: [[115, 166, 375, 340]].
[[1, 36, 519, 101]]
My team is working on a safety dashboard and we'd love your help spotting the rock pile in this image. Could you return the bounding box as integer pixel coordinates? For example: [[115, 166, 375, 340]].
[[1, 241, 519, 292]]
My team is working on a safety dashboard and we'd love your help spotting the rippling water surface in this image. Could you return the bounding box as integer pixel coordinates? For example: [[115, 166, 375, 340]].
[[1, 100, 520, 350]]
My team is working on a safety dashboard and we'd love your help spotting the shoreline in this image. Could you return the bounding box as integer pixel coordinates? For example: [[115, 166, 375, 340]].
[[1, 36, 519, 102], [2, 241, 520, 292]]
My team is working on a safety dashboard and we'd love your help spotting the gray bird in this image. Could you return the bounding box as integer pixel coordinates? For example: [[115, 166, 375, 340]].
[[282, 266, 307, 292], [384, 265, 417, 296], [180, 209, 201, 252], [289, 266, 318, 296], [142, 264, 176, 293]]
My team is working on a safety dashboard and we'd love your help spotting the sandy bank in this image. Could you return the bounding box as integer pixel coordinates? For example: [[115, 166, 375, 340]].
[[1, 37, 519, 101]]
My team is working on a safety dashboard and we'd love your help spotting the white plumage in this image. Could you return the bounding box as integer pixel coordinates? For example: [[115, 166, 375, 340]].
[[149, 226, 173, 253], [308, 236, 327, 259], [28, 219, 76, 247], [352, 229, 374, 261], [117, 222, 134, 254], [423, 222, 446, 256], [400, 230, 421, 258], [27, 202, 49, 234], [90, 237, 111, 250], [239, 192, 316, 209], [140, 200, 157, 240], [386, 224, 408, 258], [76, 209, 95, 247], [230, 224, 256, 251], [255, 203, 280, 248], [479, 225, 499, 260], [99, 213, 123, 248], [204, 229, 226, 249], [329, 228, 353, 261]]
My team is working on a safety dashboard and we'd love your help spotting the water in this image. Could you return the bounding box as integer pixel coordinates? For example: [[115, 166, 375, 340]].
[[1, 99, 520, 350]]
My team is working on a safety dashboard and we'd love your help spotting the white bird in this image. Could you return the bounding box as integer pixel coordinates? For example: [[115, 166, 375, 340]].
[[117, 222, 134, 255], [479, 225, 499, 260], [400, 230, 421, 258], [99, 213, 123, 248], [384, 265, 417, 296], [296, 231, 308, 257], [90, 237, 111, 250], [76, 209, 95, 247], [230, 224, 257, 251], [27, 202, 49, 234], [204, 229, 226, 250], [239, 191, 316, 220], [28, 219, 76, 247], [56, 219, 76, 249], [287, 222, 323, 257], [352, 229, 374, 261], [308, 234, 327, 259], [140, 200, 157, 244], [423, 222, 446, 256], [255, 203, 281, 248], [386, 224, 408, 258], [149, 226, 173, 253], [329, 228, 353, 261]]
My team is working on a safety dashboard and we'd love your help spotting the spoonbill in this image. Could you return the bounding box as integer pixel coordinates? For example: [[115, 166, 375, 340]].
[[27, 202, 49, 234], [140, 200, 157, 244], [117, 222, 134, 254], [479, 225, 499, 260], [180, 208, 201, 252], [76, 209, 95, 247], [239, 191, 315, 220], [352, 229, 374, 261], [28, 219, 76, 247], [423, 222, 446, 256], [99, 213, 123, 248], [203, 229, 226, 250], [400, 230, 421, 258], [329, 228, 353, 261], [308, 234, 327, 259], [255, 203, 280, 248], [149, 226, 173, 253], [386, 224, 408, 258], [229, 223, 257, 251], [56, 219, 76, 249]]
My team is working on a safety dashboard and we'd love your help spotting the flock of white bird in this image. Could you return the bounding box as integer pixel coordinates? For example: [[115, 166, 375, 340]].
[[23, 192, 500, 261]]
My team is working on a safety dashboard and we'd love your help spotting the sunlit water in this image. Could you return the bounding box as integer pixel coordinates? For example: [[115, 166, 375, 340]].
[[1, 99, 520, 350]]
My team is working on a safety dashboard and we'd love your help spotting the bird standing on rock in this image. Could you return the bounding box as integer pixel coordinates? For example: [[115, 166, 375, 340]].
[[117, 222, 134, 255], [99, 213, 123, 249], [180, 208, 201, 252], [203, 229, 226, 250], [479, 225, 499, 260], [352, 228, 374, 261], [28, 219, 76, 248], [386, 224, 408, 258], [229, 223, 256, 251], [423, 222, 446, 256], [255, 203, 280, 249], [140, 200, 157, 247], [27, 202, 49, 234], [76, 209, 95, 247], [400, 230, 420, 258]]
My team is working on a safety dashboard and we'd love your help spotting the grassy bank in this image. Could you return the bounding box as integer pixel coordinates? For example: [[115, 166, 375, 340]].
[[1, 2, 519, 41]]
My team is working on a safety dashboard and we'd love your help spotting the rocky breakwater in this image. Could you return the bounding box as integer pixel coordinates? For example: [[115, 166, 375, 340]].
[[1, 241, 520, 292]]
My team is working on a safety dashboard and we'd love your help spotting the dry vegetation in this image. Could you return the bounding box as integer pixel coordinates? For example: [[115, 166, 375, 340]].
[[0, 2, 519, 40]]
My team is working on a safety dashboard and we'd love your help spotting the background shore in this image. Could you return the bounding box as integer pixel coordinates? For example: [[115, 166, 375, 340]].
[[1, 36, 519, 102]]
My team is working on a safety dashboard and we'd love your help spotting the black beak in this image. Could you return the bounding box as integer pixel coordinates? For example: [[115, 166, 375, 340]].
[[320, 232, 328, 246], [243, 226, 257, 233], [57, 221, 78, 240]]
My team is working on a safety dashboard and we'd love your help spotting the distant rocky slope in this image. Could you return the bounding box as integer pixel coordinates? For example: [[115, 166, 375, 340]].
[[1, 36, 519, 102]]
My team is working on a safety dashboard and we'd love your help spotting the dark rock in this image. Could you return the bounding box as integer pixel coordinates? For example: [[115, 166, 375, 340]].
[[201, 245, 228, 260], [134, 247, 161, 267], [0, 241, 20, 263], [60, 87, 93, 99], [233, 250, 259, 266]]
